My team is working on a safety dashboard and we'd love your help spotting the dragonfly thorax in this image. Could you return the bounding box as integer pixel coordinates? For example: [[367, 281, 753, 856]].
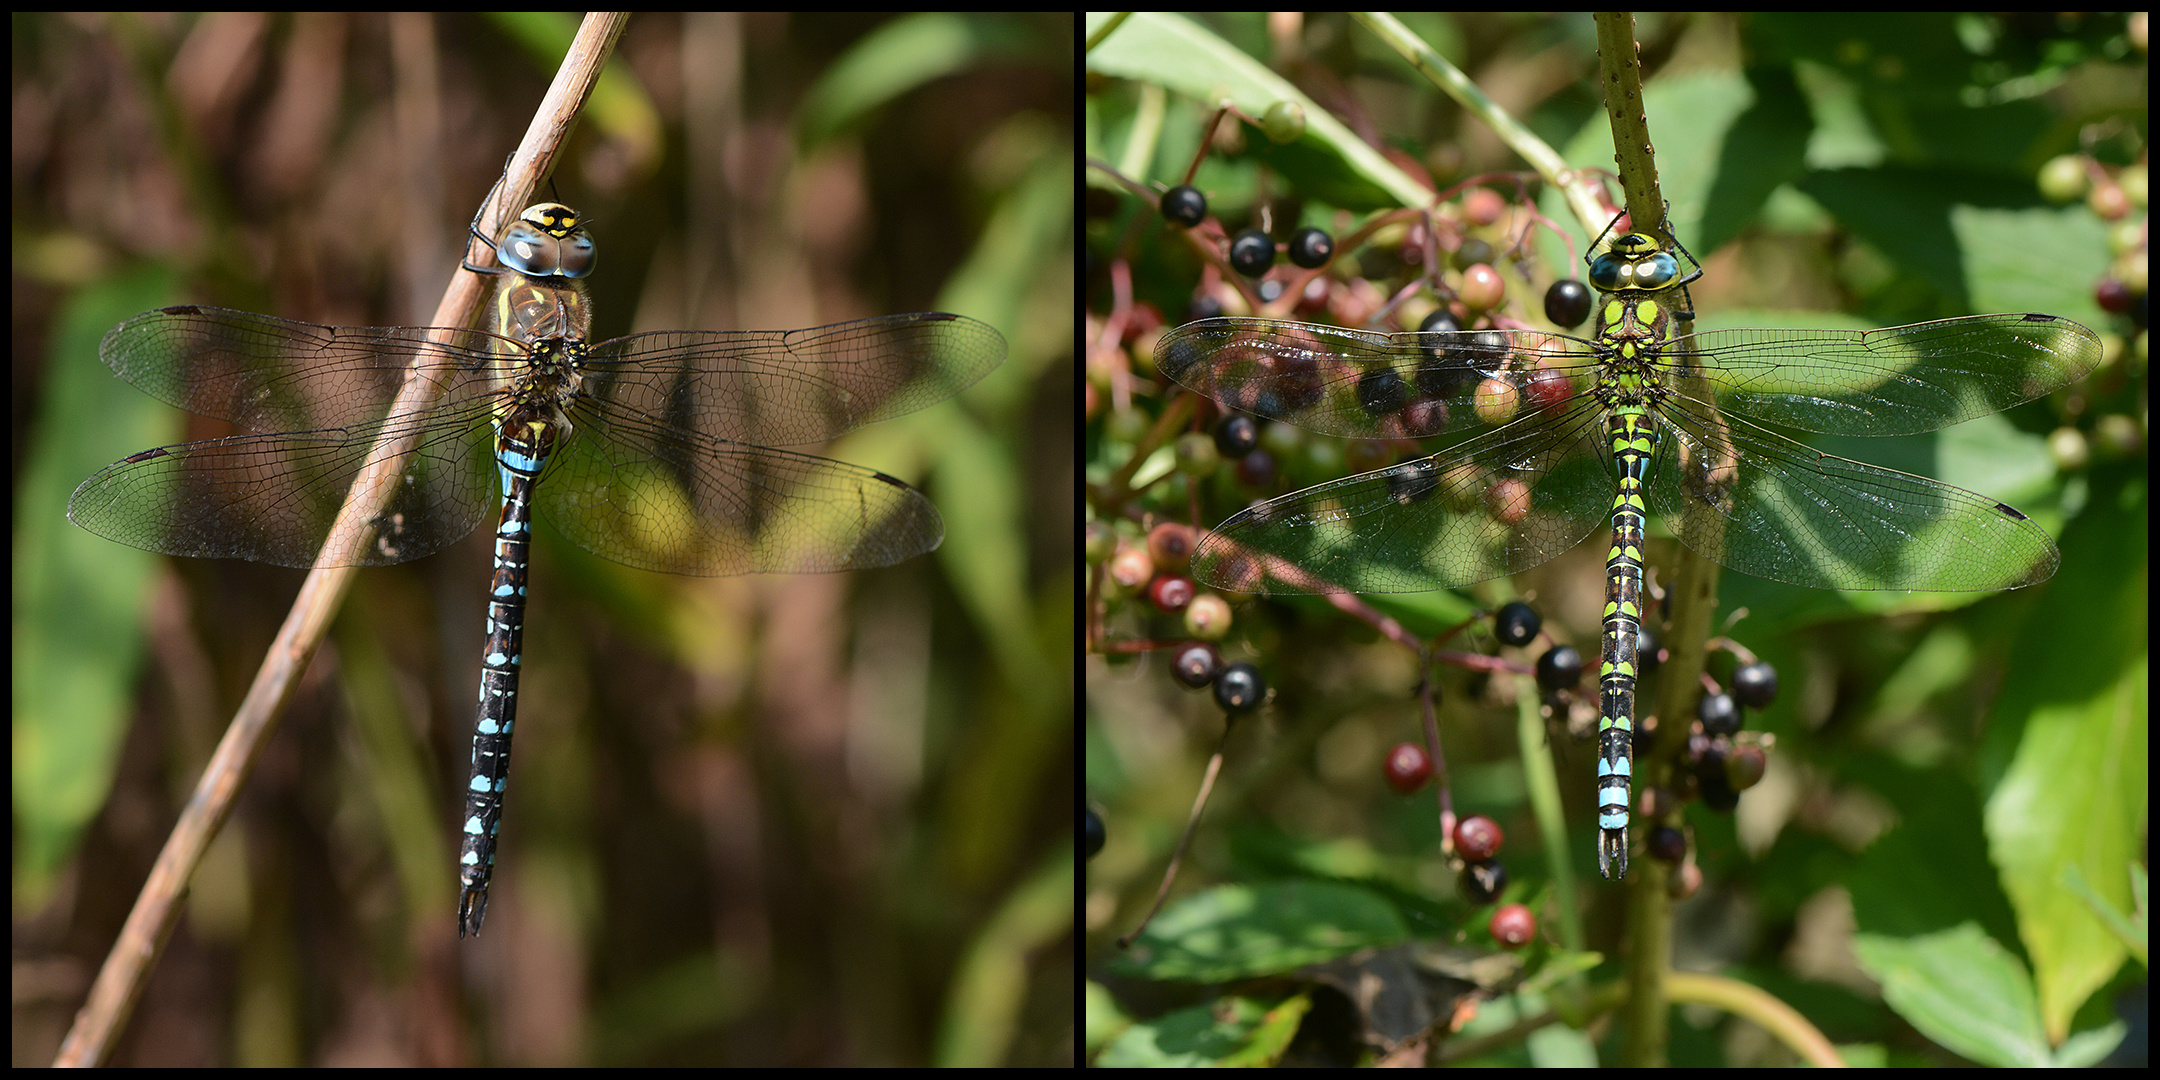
[[500, 338, 587, 411], [495, 276, 591, 344]]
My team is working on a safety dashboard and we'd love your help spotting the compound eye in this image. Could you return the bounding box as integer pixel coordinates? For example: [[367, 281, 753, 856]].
[[1588, 252, 1624, 291], [1633, 252, 1678, 290]]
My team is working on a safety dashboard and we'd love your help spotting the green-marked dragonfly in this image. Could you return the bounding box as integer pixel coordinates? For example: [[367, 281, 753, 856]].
[[1156, 223, 2099, 879], [70, 200, 1005, 936]]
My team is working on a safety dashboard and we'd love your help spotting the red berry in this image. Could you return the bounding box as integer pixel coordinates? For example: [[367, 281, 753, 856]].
[[1147, 574, 1195, 613], [1453, 815, 1504, 862], [1383, 742, 1431, 794], [1489, 902, 1536, 947]]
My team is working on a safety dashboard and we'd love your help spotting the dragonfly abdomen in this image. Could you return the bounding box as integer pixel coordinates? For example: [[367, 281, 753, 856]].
[[1596, 404, 1655, 880], [457, 415, 559, 938]]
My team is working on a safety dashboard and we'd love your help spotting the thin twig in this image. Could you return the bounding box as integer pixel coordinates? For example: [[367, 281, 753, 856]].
[[1117, 721, 1233, 948]]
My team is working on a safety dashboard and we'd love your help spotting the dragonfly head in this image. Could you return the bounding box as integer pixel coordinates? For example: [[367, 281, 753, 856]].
[[495, 202, 596, 280], [1588, 232, 1682, 294]]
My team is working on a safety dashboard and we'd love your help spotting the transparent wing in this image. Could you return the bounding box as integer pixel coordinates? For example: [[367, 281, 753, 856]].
[[583, 312, 1005, 448], [95, 305, 509, 431], [537, 311, 998, 575], [1191, 394, 1616, 594], [537, 414, 942, 577], [1156, 316, 1600, 443], [1650, 392, 2059, 591], [1676, 313, 2102, 436], [68, 406, 498, 568], [71, 306, 509, 566]]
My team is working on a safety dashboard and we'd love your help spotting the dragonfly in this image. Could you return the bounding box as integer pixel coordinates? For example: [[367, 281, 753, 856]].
[[70, 198, 1005, 936], [1155, 218, 2099, 879]]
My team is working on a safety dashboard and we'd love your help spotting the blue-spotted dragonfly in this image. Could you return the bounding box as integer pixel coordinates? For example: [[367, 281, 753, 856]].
[[70, 200, 1005, 936], [1156, 221, 2098, 878]]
